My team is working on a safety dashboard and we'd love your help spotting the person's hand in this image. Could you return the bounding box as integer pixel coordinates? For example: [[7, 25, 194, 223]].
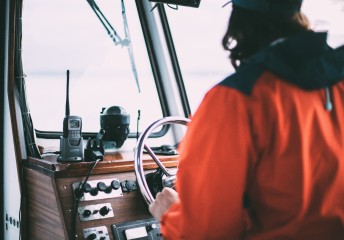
[[149, 187, 179, 221]]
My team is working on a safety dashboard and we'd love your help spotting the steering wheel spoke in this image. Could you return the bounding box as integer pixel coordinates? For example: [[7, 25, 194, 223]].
[[144, 144, 171, 177]]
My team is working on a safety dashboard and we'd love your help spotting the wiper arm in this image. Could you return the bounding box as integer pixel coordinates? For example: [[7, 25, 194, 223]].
[[121, 0, 140, 92], [86, 0, 140, 92], [87, 0, 125, 45]]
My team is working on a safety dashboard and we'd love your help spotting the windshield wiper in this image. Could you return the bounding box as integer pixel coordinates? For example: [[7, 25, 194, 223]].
[[121, 0, 140, 92], [86, 0, 141, 92]]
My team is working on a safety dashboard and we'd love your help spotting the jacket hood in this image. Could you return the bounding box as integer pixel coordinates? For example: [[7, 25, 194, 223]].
[[252, 31, 344, 90]]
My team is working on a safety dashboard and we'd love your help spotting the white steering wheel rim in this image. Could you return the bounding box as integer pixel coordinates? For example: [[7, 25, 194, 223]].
[[134, 116, 190, 205]]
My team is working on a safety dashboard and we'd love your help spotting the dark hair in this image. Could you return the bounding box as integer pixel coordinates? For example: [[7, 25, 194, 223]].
[[222, 0, 311, 68]]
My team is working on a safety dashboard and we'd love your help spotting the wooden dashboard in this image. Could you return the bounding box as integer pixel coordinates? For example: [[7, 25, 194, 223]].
[[22, 151, 178, 240]]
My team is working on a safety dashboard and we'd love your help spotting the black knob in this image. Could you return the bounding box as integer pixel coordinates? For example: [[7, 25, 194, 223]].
[[125, 181, 137, 191], [90, 188, 99, 196], [111, 180, 120, 190], [74, 188, 84, 198], [82, 183, 92, 193], [146, 223, 157, 232], [104, 186, 112, 194], [87, 233, 97, 240], [82, 209, 92, 218], [99, 206, 110, 216], [97, 182, 107, 191]]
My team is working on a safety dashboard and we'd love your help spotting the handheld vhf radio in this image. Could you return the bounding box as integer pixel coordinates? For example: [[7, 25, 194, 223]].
[[57, 70, 83, 162]]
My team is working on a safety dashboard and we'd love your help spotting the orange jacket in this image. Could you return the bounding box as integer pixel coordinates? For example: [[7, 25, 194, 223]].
[[161, 32, 344, 239]]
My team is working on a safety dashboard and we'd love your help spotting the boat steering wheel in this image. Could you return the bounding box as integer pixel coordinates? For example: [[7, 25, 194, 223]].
[[134, 116, 190, 205]]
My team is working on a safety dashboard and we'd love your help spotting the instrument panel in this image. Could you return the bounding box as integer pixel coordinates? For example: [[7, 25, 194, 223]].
[[58, 171, 162, 239], [24, 154, 178, 240]]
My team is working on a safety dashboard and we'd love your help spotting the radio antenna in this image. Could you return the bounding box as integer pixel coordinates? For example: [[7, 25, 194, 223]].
[[65, 70, 70, 117]]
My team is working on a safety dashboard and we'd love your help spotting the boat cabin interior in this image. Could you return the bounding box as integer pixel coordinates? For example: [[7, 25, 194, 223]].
[[0, 0, 343, 239]]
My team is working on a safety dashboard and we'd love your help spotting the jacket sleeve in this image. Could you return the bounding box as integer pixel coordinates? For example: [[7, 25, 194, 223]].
[[160, 85, 257, 239]]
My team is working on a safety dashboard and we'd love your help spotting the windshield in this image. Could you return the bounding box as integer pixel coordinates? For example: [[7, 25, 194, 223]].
[[22, 0, 344, 133], [22, 0, 163, 134]]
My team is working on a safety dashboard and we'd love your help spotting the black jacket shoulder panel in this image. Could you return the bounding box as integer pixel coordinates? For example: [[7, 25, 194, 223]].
[[254, 32, 344, 90], [219, 32, 344, 93], [218, 63, 264, 95]]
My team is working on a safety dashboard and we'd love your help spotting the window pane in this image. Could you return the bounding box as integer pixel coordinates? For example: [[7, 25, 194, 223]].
[[165, 1, 235, 113], [22, 0, 163, 133], [167, 0, 344, 113]]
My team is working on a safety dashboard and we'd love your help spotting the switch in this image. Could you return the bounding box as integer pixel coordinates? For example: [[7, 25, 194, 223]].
[[79, 203, 113, 221], [83, 209, 92, 218], [83, 226, 109, 240], [99, 206, 110, 216], [86, 233, 97, 240]]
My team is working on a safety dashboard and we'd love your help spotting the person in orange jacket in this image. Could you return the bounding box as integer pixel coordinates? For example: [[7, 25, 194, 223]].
[[149, 0, 344, 239]]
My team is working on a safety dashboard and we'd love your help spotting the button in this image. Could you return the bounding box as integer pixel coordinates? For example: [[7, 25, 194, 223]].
[[111, 180, 120, 190], [97, 182, 107, 191], [125, 181, 137, 191], [146, 223, 157, 232], [74, 188, 84, 198], [82, 183, 92, 193], [104, 187, 112, 194], [90, 188, 99, 196]]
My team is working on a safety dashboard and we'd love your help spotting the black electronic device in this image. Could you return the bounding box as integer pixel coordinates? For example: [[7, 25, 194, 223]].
[[97, 106, 130, 149], [57, 70, 83, 162], [112, 218, 161, 240], [149, 0, 201, 8]]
